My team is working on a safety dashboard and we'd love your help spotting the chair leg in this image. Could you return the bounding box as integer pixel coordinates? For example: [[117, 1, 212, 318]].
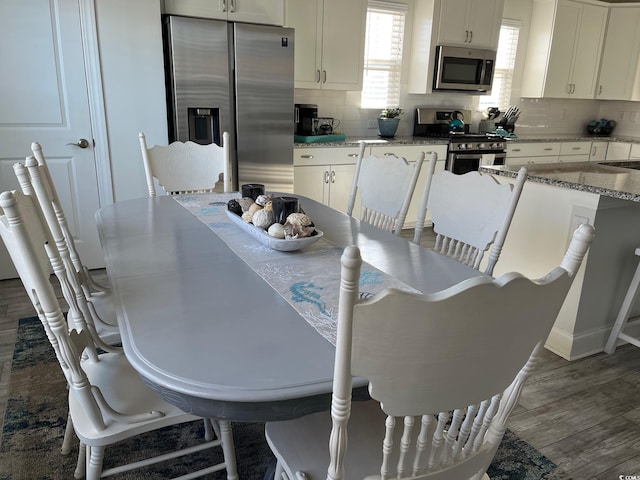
[[605, 249, 640, 354], [218, 420, 238, 480], [62, 411, 74, 455], [74, 442, 86, 479], [204, 418, 214, 441], [86, 445, 105, 480]]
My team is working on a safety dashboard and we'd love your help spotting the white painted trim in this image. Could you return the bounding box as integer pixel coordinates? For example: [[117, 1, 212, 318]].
[[78, 0, 114, 206], [546, 324, 614, 361]]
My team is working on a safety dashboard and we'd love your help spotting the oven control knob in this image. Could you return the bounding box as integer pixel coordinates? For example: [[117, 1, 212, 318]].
[[479, 143, 487, 149]]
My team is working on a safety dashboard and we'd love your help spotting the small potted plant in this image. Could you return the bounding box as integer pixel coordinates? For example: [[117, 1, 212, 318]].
[[378, 107, 403, 138]]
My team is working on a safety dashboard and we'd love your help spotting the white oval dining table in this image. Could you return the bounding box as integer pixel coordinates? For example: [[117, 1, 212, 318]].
[[95, 194, 484, 422]]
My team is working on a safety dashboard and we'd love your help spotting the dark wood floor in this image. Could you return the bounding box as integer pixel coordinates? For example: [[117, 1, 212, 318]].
[[1, 230, 640, 478]]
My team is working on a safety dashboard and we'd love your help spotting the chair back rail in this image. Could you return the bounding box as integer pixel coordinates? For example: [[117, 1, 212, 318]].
[[413, 158, 527, 276], [347, 143, 426, 235], [139, 132, 231, 196]]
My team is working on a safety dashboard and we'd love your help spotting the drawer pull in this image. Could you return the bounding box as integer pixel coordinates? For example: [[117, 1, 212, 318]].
[[572, 147, 581, 150], [347, 154, 359, 157], [543, 148, 553, 151], [512, 148, 521, 152], [301, 155, 314, 159]]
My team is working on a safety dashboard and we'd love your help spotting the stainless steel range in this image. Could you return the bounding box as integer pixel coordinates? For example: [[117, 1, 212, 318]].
[[414, 107, 506, 175]]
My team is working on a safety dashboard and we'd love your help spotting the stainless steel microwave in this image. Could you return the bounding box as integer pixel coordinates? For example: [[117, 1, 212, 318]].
[[433, 45, 496, 92]]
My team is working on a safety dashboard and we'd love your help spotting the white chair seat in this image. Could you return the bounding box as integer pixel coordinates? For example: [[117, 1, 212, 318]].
[[72, 351, 202, 443]]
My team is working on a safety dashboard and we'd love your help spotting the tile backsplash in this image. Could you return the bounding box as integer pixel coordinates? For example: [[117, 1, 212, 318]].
[[294, 88, 640, 139]]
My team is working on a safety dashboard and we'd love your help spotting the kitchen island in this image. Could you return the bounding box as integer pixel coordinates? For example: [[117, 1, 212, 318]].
[[481, 161, 640, 360]]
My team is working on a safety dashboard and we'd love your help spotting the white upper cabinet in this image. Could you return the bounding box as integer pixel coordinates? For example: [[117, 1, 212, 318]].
[[162, 0, 285, 25], [596, 6, 640, 101], [521, 0, 607, 99], [285, 0, 366, 90], [437, 0, 504, 49]]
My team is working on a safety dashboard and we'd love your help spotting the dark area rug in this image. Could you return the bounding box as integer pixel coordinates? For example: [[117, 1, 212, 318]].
[[0, 317, 564, 479]]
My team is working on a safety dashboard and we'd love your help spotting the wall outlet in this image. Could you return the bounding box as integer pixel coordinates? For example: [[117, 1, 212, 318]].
[[367, 119, 378, 129]]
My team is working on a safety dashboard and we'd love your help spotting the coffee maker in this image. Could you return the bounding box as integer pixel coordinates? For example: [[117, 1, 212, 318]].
[[295, 104, 318, 136]]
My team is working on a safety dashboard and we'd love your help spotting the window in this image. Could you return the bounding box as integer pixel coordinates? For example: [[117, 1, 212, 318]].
[[360, 1, 407, 109], [479, 20, 521, 110]]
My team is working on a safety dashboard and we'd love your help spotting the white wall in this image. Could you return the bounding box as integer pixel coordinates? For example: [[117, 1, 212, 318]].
[[95, 0, 168, 202]]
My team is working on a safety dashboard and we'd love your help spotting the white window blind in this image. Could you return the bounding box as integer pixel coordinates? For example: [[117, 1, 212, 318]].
[[479, 19, 521, 110], [360, 1, 407, 109]]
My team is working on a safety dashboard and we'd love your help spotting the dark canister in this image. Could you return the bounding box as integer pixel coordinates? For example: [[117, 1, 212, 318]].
[[241, 183, 265, 200], [272, 196, 299, 224]]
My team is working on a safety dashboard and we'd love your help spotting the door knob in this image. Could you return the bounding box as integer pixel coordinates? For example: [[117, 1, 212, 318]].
[[66, 138, 90, 148]]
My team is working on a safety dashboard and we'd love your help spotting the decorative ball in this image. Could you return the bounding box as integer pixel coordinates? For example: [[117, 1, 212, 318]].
[[255, 194, 272, 207], [252, 208, 275, 230], [267, 223, 285, 239], [238, 197, 255, 212], [248, 203, 263, 215], [241, 211, 253, 223], [227, 199, 242, 216]]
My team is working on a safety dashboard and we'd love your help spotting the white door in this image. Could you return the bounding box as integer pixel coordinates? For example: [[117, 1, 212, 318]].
[[0, 0, 103, 279]]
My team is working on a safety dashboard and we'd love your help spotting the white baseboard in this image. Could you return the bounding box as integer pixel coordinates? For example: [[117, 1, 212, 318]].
[[545, 325, 613, 361]]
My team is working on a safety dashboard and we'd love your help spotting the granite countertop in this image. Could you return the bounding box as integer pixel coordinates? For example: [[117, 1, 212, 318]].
[[481, 161, 640, 202], [505, 134, 640, 143], [294, 136, 449, 147]]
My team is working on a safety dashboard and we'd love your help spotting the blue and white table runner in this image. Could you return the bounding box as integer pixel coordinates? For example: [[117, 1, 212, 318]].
[[175, 193, 419, 346]]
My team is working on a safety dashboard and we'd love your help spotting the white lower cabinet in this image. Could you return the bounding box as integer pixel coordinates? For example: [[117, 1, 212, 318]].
[[559, 142, 590, 162], [293, 147, 361, 216], [606, 142, 632, 161], [589, 141, 608, 162], [506, 142, 561, 165], [631, 144, 640, 160]]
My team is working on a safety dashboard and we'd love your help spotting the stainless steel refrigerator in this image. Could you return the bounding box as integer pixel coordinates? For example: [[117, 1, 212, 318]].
[[163, 15, 294, 192]]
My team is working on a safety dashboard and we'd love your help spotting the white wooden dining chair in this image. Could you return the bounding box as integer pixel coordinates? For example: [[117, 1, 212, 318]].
[[139, 131, 231, 196], [0, 190, 238, 480], [413, 156, 528, 276], [13, 159, 119, 347], [30, 142, 111, 297], [346, 142, 425, 235], [605, 247, 640, 354], [265, 224, 594, 480]]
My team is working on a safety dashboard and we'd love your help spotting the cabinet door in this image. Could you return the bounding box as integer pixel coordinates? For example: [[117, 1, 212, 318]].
[[597, 7, 640, 101], [570, 3, 607, 98], [285, 0, 323, 88], [438, 0, 470, 46], [228, 0, 284, 25], [294, 165, 329, 205], [320, 0, 366, 90], [544, 1, 581, 97], [163, 0, 227, 20], [328, 163, 357, 214], [589, 142, 608, 162], [606, 142, 632, 161], [466, 0, 504, 49]]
